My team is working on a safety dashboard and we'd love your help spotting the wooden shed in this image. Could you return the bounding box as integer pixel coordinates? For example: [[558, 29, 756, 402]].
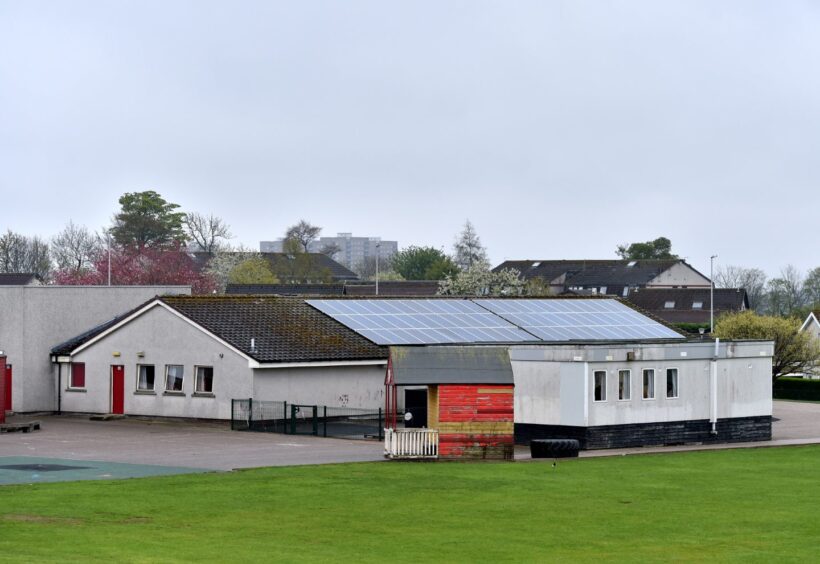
[[385, 346, 514, 460]]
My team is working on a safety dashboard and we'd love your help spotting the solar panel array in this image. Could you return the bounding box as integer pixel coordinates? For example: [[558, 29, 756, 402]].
[[478, 299, 684, 341], [305, 299, 539, 345], [306, 298, 684, 345]]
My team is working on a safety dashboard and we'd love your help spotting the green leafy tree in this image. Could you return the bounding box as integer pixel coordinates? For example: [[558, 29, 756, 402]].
[[111, 191, 187, 249], [438, 262, 526, 296], [228, 258, 279, 285], [391, 246, 459, 280], [615, 237, 678, 260], [714, 311, 820, 380]]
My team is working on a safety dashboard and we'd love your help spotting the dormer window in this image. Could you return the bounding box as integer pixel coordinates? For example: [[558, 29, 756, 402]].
[[664, 301, 675, 309], [692, 301, 703, 309], [531, 261, 541, 269]]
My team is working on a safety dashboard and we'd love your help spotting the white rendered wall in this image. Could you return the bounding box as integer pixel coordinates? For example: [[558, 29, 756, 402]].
[[252, 365, 387, 409], [648, 262, 711, 287], [63, 304, 250, 420], [0, 285, 189, 412], [511, 342, 773, 427]]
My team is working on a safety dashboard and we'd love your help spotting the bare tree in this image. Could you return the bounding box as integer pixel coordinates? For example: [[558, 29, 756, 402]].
[[713, 265, 768, 310], [284, 220, 321, 252], [0, 229, 52, 279], [51, 220, 102, 272], [453, 220, 488, 270], [766, 265, 805, 316], [184, 212, 232, 255], [318, 242, 342, 260]]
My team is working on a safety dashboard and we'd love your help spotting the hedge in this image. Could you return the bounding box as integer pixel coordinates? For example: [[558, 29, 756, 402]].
[[773, 377, 820, 401]]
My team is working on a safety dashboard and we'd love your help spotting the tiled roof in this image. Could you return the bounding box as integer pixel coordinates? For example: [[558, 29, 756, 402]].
[[625, 288, 748, 324], [0, 273, 41, 285], [226, 284, 346, 296], [494, 259, 690, 287], [54, 295, 387, 363]]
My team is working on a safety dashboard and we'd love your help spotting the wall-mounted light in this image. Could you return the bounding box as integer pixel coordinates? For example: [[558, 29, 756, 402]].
[[137, 351, 145, 358], [112, 352, 121, 357]]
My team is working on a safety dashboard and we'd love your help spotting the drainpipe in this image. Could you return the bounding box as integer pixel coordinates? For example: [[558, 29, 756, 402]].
[[57, 362, 62, 415], [710, 338, 719, 434]]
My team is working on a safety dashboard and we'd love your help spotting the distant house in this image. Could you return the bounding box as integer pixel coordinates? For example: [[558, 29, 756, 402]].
[[626, 288, 748, 326], [493, 259, 710, 296], [800, 311, 820, 340], [0, 273, 43, 286]]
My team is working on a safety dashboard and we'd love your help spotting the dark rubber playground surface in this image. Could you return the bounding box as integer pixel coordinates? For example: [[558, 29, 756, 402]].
[[0, 456, 211, 485]]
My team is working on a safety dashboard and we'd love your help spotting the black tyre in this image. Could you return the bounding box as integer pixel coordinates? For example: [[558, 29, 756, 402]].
[[530, 439, 580, 458]]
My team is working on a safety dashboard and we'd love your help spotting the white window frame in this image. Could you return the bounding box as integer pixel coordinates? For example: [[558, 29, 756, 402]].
[[136, 364, 156, 392], [664, 301, 675, 309], [642, 368, 656, 400], [665, 367, 679, 399], [692, 301, 703, 309], [194, 365, 214, 396], [618, 369, 631, 401], [593, 370, 607, 402], [164, 364, 185, 393]]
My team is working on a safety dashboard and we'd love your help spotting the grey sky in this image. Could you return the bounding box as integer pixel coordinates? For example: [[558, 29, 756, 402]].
[[1, 1, 818, 278]]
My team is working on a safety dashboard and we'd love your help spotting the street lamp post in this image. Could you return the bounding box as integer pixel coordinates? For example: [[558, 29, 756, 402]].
[[710, 254, 718, 333], [375, 243, 380, 296]]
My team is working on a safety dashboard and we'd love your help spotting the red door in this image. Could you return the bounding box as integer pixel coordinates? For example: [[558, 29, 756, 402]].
[[4, 364, 11, 412], [111, 365, 125, 414]]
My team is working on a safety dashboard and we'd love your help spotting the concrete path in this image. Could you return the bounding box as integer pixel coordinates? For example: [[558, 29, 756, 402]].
[[0, 415, 385, 471], [0, 456, 209, 485]]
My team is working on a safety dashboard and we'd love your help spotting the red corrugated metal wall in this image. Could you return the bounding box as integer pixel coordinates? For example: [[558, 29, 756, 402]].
[[437, 384, 514, 460]]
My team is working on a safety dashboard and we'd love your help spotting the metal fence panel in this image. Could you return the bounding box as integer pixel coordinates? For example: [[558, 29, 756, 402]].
[[231, 399, 384, 440]]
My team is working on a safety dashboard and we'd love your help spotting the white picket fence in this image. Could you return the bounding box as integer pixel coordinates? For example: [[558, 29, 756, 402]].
[[384, 428, 439, 459]]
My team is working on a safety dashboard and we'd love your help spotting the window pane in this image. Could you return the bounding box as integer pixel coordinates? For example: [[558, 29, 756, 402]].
[[618, 370, 631, 400], [594, 371, 606, 401], [138, 365, 155, 390], [71, 363, 85, 388], [642, 369, 655, 399], [165, 365, 184, 391], [666, 368, 678, 398], [196, 366, 214, 393]]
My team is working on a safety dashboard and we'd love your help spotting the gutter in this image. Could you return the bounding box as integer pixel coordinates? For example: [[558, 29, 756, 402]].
[[249, 359, 388, 369]]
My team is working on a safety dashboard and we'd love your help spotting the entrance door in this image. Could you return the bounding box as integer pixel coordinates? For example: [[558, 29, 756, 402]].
[[111, 365, 125, 414], [404, 389, 428, 428], [3, 364, 11, 412]]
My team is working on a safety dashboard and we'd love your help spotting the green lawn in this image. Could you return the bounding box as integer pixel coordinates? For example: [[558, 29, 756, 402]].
[[2, 446, 819, 563]]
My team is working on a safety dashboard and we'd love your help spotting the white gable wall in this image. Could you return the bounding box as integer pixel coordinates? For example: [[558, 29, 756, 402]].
[[63, 305, 251, 419], [647, 262, 711, 287]]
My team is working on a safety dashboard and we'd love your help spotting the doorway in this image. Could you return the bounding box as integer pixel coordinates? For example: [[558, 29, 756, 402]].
[[404, 388, 428, 428], [111, 365, 124, 414]]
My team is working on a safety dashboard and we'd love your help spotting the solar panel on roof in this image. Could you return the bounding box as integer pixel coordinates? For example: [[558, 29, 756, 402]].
[[306, 299, 540, 345], [476, 299, 683, 341]]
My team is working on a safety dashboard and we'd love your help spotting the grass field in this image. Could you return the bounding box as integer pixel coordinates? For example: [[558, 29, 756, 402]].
[[1, 446, 819, 563]]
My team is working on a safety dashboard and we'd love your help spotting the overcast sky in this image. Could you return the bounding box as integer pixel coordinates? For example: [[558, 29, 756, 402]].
[[2, 1, 818, 277]]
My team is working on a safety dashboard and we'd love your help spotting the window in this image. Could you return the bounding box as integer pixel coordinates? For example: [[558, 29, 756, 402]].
[[195, 366, 214, 394], [642, 369, 655, 399], [622, 287, 630, 297], [666, 368, 679, 398], [70, 362, 85, 388], [599, 286, 607, 294], [664, 301, 675, 309], [618, 370, 631, 400], [692, 301, 703, 309], [137, 365, 155, 391], [593, 371, 607, 402], [165, 365, 184, 392]]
